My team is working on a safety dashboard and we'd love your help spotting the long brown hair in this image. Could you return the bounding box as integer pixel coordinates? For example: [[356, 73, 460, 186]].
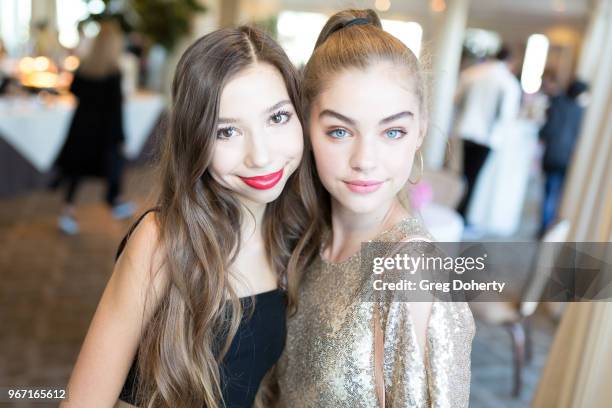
[[78, 19, 123, 78], [135, 26, 319, 408], [289, 8, 429, 287]]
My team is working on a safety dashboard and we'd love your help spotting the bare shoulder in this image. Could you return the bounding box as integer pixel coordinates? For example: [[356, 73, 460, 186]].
[[115, 211, 168, 298], [60, 212, 169, 407]]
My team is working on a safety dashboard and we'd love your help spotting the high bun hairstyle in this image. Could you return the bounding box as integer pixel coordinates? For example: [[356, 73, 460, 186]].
[[303, 9, 428, 124]]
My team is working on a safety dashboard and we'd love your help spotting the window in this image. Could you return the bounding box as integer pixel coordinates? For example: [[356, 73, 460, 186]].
[[56, 0, 90, 48], [0, 0, 32, 55], [277, 11, 327, 67], [277, 12, 424, 65], [381, 19, 422, 59]]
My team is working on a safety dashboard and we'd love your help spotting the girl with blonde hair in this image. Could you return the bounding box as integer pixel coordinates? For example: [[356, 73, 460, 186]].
[[277, 9, 475, 407]]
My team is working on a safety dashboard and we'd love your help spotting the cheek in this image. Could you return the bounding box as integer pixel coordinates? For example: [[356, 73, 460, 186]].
[[310, 133, 339, 182], [210, 142, 242, 178], [280, 121, 304, 159], [383, 140, 418, 182]]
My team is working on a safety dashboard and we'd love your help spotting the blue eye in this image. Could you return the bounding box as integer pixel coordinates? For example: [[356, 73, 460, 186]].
[[217, 126, 239, 139], [327, 128, 350, 139], [385, 128, 406, 139], [270, 110, 292, 125]]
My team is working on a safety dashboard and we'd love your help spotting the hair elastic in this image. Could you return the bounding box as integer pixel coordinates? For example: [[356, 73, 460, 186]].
[[343, 17, 370, 28], [328, 17, 370, 37]]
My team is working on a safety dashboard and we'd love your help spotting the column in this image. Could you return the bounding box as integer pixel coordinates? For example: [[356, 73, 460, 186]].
[[422, 0, 470, 170], [575, 0, 611, 81], [30, 0, 57, 30], [558, 0, 612, 240], [532, 3, 612, 406]]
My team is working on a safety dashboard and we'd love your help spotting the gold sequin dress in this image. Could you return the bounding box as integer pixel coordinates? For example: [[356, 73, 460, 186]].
[[276, 217, 475, 407]]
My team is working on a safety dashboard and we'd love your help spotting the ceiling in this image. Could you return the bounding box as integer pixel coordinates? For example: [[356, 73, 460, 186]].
[[280, 0, 591, 25], [278, 0, 591, 44]]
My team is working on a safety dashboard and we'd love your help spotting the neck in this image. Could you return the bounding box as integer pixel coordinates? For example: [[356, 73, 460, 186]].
[[239, 198, 266, 243], [325, 197, 410, 262]]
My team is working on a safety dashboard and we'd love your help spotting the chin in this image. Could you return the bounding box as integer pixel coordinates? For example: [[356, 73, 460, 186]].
[[241, 184, 286, 205], [336, 194, 389, 215]]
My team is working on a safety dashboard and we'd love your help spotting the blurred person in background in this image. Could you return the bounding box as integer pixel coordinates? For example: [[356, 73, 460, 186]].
[[73, 20, 94, 59], [524, 69, 561, 126], [538, 79, 589, 237], [52, 19, 135, 234], [453, 46, 521, 224], [0, 39, 9, 94], [541, 69, 562, 99]]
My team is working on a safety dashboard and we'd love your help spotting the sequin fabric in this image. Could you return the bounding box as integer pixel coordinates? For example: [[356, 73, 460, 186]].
[[276, 217, 475, 407]]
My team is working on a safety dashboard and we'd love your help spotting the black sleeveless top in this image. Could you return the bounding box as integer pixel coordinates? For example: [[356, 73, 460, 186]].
[[116, 211, 287, 407]]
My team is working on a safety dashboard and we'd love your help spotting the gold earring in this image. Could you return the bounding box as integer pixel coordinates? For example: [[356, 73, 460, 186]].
[[408, 150, 424, 185]]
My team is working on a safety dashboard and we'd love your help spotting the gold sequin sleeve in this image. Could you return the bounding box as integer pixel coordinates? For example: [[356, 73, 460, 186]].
[[380, 240, 475, 408]]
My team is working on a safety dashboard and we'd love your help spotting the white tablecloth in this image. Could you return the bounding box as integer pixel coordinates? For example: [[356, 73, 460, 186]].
[[466, 119, 539, 236], [420, 203, 464, 242], [0, 93, 165, 173]]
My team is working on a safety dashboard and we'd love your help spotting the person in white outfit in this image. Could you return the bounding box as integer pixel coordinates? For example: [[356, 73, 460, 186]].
[[453, 46, 521, 219]]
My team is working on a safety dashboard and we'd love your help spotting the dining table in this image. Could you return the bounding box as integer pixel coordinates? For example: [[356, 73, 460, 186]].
[[0, 92, 165, 196]]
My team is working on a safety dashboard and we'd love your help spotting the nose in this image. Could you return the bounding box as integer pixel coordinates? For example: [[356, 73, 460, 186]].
[[244, 129, 272, 168], [349, 136, 376, 173]]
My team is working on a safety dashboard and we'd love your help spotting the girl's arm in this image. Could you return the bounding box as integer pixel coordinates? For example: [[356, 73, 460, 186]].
[[379, 239, 474, 407], [60, 213, 168, 407]]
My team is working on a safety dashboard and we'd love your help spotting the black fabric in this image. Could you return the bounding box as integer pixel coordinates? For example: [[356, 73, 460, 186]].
[[539, 94, 585, 172], [457, 139, 491, 217], [62, 147, 125, 205], [0, 76, 9, 94], [115, 210, 287, 407], [118, 290, 287, 408], [55, 70, 125, 178]]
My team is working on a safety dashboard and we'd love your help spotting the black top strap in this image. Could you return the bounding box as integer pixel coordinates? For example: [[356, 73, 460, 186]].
[[115, 207, 160, 261]]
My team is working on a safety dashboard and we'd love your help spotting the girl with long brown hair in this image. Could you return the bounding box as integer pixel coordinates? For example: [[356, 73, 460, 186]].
[[277, 9, 475, 407], [62, 25, 317, 408]]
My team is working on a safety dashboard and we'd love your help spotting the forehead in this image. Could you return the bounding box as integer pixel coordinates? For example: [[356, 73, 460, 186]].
[[313, 62, 420, 120], [219, 62, 290, 115]]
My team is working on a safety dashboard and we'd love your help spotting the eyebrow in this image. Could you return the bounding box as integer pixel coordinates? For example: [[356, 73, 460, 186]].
[[319, 109, 356, 126], [217, 99, 292, 125], [319, 109, 414, 126], [379, 111, 414, 124], [265, 99, 292, 114]]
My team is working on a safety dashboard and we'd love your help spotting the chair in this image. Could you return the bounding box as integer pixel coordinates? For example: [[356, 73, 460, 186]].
[[470, 219, 571, 397]]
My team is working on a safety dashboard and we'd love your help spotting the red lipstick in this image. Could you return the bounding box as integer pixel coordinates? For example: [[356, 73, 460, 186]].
[[240, 169, 284, 190], [344, 179, 384, 194]]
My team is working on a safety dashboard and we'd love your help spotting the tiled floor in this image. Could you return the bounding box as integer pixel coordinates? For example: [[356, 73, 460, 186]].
[[0, 166, 153, 407], [469, 312, 557, 407], [0, 165, 557, 407]]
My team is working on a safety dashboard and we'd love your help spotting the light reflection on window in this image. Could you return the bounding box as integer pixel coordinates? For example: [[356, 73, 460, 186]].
[[381, 19, 423, 59], [0, 0, 32, 55], [521, 34, 549, 94], [56, 0, 90, 49]]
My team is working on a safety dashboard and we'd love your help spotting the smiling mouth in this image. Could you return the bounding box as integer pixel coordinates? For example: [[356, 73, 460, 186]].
[[239, 169, 284, 190], [343, 180, 384, 194]]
